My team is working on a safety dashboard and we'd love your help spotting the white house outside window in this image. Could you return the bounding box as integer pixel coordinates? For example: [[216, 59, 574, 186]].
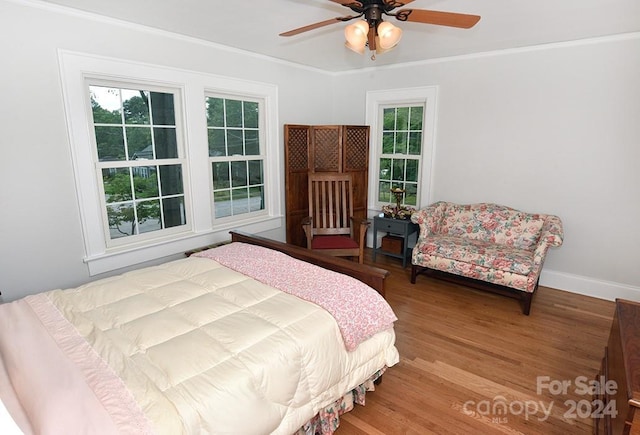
[[89, 85, 188, 244]]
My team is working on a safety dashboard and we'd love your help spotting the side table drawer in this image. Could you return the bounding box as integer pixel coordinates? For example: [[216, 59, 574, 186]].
[[379, 219, 407, 234]]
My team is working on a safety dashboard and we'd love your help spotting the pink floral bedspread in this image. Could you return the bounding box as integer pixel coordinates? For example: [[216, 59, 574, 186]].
[[194, 242, 397, 351]]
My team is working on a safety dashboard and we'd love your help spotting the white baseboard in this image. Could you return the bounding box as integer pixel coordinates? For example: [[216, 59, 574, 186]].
[[540, 270, 640, 302]]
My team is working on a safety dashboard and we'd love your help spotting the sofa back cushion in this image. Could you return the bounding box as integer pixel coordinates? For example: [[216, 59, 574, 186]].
[[440, 203, 544, 250]]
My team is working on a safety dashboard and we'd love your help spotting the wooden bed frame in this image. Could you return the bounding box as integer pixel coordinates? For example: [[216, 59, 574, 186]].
[[228, 231, 390, 297]]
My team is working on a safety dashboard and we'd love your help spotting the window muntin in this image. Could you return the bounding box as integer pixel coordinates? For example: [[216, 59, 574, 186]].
[[206, 96, 265, 219], [378, 105, 424, 206], [89, 85, 187, 244]]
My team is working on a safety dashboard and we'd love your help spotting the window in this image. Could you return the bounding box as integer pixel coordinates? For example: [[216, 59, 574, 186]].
[[205, 96, 265, 219], [366, 87, 438, 211], [378, 106, 423, 206], [59, 51, 281, 275], [89, 84, 188, 245]]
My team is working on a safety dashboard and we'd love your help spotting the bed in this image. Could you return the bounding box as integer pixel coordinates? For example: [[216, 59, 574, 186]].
[[0, 232, 399, 434]]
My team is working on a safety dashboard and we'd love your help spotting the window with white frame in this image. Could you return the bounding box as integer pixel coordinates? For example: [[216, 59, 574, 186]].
[[89, 83, 189, 245], [205, 95, 265, 219], [366, 87, 438, 211], [59, 51, 281, 275], [378, 105, 423, 206]]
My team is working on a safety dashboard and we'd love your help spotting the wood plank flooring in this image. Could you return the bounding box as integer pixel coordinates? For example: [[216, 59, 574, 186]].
[[338, 250, 615, 434]]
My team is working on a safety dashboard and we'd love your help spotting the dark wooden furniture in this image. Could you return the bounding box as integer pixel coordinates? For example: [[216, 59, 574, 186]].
[[595, 299, 640, 434], [228, 231, 389, 297], [284, 124, 369, 248], [411, 265, 537, 315], [303, 173, 369, 263], [184, 240, 231, 256], [372, 216, 418, 268]]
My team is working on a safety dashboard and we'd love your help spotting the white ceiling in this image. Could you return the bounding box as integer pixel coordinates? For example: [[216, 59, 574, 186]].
[[40, 0, 640, 72]]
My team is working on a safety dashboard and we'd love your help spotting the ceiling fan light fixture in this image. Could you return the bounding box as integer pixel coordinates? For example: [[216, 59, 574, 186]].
[[374, 37, 391, 55], [344, 20, 369, 53], [376, 21, 402, 50], [345, 41, 366, 54], [281, 2, 480, 60]]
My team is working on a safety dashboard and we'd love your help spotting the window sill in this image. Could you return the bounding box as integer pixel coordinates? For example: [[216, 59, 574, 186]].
[[84, 216, 282, 276]]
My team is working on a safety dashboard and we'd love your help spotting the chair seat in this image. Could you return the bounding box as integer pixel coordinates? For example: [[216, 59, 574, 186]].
[[311, 235, 359, 250]]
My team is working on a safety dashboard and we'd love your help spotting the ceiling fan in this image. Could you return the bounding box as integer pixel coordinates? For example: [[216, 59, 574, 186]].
[[280, 0, 480, 56]]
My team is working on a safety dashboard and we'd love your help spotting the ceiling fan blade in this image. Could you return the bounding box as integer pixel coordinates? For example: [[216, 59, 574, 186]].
[[396, 9, 481, 29], [330, 0, 362, 6], [279, 16, 358, 37]]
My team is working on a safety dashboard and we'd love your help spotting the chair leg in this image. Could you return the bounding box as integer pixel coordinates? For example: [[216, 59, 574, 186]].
[[410, 265, 418, 283]]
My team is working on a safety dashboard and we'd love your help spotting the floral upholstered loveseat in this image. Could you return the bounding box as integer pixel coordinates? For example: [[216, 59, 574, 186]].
[[410, 201, 563, 314]]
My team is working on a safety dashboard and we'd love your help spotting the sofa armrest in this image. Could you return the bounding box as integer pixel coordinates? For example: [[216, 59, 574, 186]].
[[532, 215, 564, 265], [539, 215, 564, 248], [411, 201, 447, 239]]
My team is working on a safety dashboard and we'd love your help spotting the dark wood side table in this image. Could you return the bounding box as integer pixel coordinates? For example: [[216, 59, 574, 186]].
[[372, 216, 418, 268]]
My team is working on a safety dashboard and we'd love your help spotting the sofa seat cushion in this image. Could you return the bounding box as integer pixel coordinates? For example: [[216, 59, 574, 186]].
[[417, 235, 535, 275]]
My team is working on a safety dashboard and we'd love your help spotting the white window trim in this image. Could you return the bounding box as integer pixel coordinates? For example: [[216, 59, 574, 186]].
[[59, 50, 281, 275], [365, 86, 438, 213]]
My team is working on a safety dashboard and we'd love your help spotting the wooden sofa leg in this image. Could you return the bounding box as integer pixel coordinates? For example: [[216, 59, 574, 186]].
[[410, 265, 418, 284], [522, 292, 533, 316]]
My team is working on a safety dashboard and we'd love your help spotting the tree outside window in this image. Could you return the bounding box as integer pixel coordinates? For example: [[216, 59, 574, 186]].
[[90, 85, 186, 241]]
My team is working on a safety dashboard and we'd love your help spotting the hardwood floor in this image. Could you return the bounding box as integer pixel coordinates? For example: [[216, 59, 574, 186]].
[[338, 250, 615, 435]]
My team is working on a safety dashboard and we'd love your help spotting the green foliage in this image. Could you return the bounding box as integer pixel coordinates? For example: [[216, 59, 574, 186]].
[[123, 93, 150, 125], [92, 87, 183, 238], [103, 170, 160, 236], [91, 96, 120, 124]]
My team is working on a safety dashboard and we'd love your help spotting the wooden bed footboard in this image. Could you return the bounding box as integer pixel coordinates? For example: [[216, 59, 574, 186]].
[[230, 231, 390, 297]]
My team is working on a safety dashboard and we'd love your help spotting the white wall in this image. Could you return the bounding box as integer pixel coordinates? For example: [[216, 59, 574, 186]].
[[331, 35, 640, 301], [0, 0, 334, 301], [1, 0, 639, 304]]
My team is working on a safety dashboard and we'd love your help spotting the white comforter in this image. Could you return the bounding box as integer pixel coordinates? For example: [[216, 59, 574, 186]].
[[0, 250, 399, 434]]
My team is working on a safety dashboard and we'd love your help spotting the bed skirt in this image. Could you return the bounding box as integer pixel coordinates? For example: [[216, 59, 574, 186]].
[[296, 368, 386, 435]]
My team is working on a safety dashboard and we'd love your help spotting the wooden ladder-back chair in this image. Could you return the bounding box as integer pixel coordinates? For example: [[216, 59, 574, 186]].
[[303, 173, 370, 263]]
